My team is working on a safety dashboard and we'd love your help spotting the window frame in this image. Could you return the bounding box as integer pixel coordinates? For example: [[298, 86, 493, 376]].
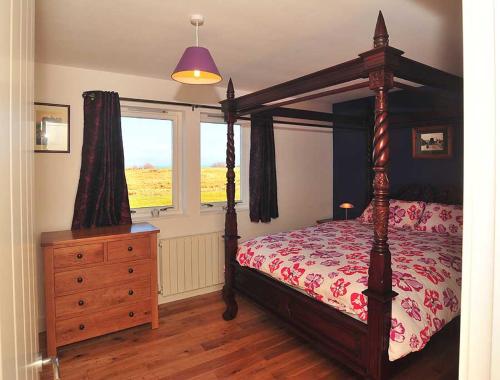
[[120, 103, 183, 220], [199, 114, 249, 212]]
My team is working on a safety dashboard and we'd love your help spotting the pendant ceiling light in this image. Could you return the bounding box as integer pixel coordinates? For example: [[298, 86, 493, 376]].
[[171, 15, 222, 85]]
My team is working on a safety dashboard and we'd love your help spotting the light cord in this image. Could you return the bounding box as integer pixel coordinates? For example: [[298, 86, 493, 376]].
[[195, 22, 199, 47]]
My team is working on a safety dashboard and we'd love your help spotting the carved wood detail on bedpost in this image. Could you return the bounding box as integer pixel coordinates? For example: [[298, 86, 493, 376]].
[[222, 78, 239, 321], [361, 11, 398, 380]]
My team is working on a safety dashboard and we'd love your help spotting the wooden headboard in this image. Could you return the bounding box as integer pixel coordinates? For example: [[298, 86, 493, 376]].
[[391, 184, 463, 205]]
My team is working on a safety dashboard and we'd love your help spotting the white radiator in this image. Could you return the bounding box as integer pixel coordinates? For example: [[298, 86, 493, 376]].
[[158, 232, 225, 302]]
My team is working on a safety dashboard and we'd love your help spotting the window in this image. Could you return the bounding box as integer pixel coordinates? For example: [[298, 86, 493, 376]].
[[200, 121, 241, 206], [121, 106, 181, 215]]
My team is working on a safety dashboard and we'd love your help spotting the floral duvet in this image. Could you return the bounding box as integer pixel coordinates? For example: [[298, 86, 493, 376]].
[[236, 220, 462, 361]]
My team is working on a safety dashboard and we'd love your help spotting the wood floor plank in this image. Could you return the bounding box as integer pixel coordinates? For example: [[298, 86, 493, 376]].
[[212, 334, 296, 378], [41, 292, 459, 380]]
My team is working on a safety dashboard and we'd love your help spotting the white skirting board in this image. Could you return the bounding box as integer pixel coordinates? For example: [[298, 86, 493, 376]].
[[158, 232, 225, 303]]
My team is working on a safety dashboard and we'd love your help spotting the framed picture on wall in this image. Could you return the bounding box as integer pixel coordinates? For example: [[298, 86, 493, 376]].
[[34, 102, 70, 153], [412, 125, 452, 159]]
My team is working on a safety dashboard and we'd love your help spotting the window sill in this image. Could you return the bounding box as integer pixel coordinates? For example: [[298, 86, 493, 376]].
[[200, 204, 249, 215], [131, 209, 184, 223]]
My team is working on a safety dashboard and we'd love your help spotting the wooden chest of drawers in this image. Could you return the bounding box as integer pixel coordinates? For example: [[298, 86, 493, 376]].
[[41, 223, 160, 357]]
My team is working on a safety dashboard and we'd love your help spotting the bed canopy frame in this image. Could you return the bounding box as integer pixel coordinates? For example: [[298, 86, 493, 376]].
[[220, 12, 462, 380]]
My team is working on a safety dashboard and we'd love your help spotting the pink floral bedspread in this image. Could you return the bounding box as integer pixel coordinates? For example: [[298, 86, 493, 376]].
[[237, 220, 462, 361]]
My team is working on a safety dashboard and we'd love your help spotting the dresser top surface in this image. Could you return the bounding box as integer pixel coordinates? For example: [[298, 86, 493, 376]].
[[41, 223, 159, 247]]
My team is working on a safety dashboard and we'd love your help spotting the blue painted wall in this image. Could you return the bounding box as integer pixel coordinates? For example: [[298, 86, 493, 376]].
[[332, 89, 463, 220]]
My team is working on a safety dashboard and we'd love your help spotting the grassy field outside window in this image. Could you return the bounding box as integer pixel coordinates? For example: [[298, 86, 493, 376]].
[[125, 166, 240, 208], [200, 122, 241, 204]]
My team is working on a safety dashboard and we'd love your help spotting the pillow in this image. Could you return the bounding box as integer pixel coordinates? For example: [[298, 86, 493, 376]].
[[389, 200, 426, 230], [358, 199, 426, 230], [415, 203, 463, 235], [358, 202, 374, 224]]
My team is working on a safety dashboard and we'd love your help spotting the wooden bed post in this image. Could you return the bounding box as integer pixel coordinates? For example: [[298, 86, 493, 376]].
[[222, 78, 239, 320], [362, 11, 398, 380]]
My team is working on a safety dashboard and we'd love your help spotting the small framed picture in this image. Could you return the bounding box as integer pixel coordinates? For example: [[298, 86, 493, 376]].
[[35, 102, 70, 153], [412, 125, 452, 159]]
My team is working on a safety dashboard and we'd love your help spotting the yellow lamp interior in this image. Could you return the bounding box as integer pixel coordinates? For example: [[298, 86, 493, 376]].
[[339, 202, 354, 209], [171, 70, 222, 85]]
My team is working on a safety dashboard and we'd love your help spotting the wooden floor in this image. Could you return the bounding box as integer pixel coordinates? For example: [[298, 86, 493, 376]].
[[40, 292, 458, 380]]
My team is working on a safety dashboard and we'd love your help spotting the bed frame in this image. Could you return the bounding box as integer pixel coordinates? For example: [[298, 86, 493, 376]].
[[220, 12, 462, 380]]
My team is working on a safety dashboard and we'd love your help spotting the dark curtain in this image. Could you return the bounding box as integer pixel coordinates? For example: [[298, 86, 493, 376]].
[[72, 91, 131, 229], [249, 115, 278, 222]]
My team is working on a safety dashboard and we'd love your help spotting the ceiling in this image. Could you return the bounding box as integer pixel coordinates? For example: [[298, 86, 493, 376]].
[[35, 0, 462, 105]]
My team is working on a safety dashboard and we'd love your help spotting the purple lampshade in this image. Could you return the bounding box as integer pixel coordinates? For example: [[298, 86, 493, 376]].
[[171, 46, 222, 85]]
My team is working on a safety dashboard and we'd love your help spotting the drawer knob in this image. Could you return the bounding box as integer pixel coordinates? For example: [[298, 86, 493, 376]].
[[128, 290, 134, 296], [79, 324, 85, 330], [78, 299, 85, 306], [77, 276, 83, 283], [76, 253, 83, 259], [129, 311, 134, 317], [128, 268, 134, 274], [128, 246, 133, 252]]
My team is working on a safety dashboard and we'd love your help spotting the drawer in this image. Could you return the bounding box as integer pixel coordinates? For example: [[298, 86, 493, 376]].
[[55, 299, 152, 346], [55, 278, 151, 320], [54, 260, 151, 296], [108, 236, 150, 262], [54, 243, 104, 269]]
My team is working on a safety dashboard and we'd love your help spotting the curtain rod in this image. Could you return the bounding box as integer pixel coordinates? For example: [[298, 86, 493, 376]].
[[119, 96, 220, 111], [81, 92, 221, 111]]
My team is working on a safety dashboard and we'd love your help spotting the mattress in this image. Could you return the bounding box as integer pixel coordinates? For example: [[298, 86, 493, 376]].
[[236, 220, 462, 361]]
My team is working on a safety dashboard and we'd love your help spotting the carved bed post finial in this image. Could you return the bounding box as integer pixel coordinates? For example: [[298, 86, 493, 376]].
[[227, 77, 234, 99], [222, 78, 239, 321], [373, 11, 389, 48]]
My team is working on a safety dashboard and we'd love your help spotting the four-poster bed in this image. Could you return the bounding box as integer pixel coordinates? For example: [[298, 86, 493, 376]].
[[220, 12, 462, 380]]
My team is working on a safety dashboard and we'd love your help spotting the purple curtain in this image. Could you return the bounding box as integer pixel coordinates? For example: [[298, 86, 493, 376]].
[[72, 91, 131, 229], [249, 115, 279, 223]]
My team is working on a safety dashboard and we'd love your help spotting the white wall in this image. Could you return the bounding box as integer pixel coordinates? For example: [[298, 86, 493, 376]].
[[0, 0, 39, 378], [34, 63, 333, 329], [460, 0, 499, 379]]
